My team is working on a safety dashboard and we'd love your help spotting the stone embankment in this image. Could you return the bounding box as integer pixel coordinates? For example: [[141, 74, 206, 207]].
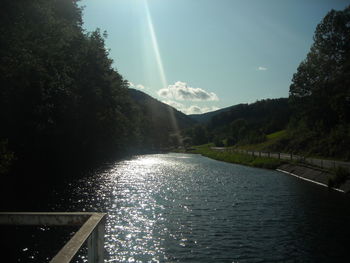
[[277, 163, 350, 193]]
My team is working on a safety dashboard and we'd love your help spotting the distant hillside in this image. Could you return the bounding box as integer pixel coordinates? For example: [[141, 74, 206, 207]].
[[128, 89, 196, 147], [208, 98, 290, 134], [129, 89, 195, 129], [188, 105, 237, 123], [184, 98, 290, 147], [189, 98, 290, 131]]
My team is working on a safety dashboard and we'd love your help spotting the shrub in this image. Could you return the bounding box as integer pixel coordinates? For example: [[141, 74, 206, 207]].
[[328, 167, 349, 188]]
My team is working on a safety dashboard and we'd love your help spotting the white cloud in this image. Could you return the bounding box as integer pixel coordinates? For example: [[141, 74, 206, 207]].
[[128, 82, 145, 90], [258, 66, 268, 71], [187, 105, 203, 114], [162, 100, 220, 115], [186, 105, 220, 115], [157, 81, 219, 101], [161, 100, 185, 110]]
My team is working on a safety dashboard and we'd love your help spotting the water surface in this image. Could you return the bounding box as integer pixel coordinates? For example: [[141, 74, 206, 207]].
[[49, 153, 350, 262]]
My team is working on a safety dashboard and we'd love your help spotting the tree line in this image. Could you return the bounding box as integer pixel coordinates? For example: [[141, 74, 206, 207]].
[[183, 98, 290, 147], [286, 5, 350, 159], [0, 0, 184, 177], [185, 5, 350, 160]]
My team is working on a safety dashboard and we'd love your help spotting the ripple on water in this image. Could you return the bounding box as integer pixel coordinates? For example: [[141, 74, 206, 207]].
[[54, 153, 350, 263]]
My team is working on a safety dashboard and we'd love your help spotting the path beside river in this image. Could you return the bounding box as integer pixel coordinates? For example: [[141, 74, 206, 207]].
[[206, 147, 350, 193]]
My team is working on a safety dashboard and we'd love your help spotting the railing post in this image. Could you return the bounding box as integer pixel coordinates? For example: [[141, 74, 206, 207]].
[[88, 216, 106, 263], [88, 228, 96, 262], [278, 153, 280, 159]]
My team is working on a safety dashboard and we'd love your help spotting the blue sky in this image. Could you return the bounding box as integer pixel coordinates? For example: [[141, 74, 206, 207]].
[[79, 0, 349, 114]]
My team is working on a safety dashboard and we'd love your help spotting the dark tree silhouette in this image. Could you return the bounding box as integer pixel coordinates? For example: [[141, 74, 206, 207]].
[[290, 6, 350, 130], [288, 5, 350, 159]]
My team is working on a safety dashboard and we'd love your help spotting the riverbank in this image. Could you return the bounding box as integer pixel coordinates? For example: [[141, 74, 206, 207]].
[[186, 145, 350, 193], [277, 163, 350, 193], [187, 145, 285, 169]]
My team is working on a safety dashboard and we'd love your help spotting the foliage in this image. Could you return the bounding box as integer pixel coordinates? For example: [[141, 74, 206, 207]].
[[0, 0, 183, 177], [128, 89, 195, 149], [287, 5, 350, 160], [237, 130, 287, 152], [191, 125, 208, 145], [186, 98, 289, 148], [190, 145, 283, 169], [328, 167, 349, 188], [213, 136, 224, 147]]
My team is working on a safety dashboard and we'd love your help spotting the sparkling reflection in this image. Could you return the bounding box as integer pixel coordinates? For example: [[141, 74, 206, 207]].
[[53, 153, 350, 263]]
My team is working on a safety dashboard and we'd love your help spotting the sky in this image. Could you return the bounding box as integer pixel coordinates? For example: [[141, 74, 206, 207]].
[[79, 0, 349, 115]]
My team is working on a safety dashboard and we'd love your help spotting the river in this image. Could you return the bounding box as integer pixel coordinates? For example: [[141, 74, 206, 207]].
[[6, 153, 350, 262]]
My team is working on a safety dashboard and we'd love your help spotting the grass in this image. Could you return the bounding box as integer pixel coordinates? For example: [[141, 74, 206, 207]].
[[266, 130, 287, 140], [236, 130, 287, 151], [188, 144, 285, 170]]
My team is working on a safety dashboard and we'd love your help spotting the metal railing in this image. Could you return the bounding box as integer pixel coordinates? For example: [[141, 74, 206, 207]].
[[211, 147, 350, 171], [0, 212, 106, 263]]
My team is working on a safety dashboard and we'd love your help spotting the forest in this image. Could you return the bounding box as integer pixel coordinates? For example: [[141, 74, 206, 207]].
[[185, 5, 350, 160], [286, 5, 350, 159], [183, 98, 290, 147], [0, 0, 191, 179]]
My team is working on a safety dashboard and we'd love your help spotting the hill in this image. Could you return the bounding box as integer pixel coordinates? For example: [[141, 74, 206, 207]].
[[183, 98, 290, 147], [128, 89, 196, 147], [129, 89, 196, 129], [208, 98, 290, 133], [188, 105, 237, 123]]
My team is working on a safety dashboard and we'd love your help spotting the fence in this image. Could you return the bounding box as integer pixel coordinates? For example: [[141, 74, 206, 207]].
[[0, 212, 106, 263], [211, 147, 350, 171]]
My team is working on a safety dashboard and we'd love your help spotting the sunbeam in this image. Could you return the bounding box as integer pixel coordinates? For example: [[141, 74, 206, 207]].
[[143, 0, 183, 146], [144, 0, 167, 90]]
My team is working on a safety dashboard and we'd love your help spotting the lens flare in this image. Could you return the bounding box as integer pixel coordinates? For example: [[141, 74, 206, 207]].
[[144, 0, 167, 90], [143, 0, 182, 145]]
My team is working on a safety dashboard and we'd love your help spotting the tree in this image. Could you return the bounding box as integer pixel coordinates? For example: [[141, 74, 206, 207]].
[[289, 6, 350, 131], [0, 0, 142, 176], [287, 5, 350, 159], [192, 125, 208, 145]]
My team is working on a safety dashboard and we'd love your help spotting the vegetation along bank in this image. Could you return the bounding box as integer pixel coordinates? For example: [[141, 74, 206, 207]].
[[185, 145, 350, 193]]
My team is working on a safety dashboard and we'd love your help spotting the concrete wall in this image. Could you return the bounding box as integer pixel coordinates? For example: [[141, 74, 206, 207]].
[[277, 163, 350, 193]]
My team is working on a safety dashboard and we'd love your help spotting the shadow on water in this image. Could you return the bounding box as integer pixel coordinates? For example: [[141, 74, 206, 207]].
[[0, 149, 149, 211], [0, 153, 129, 262], [275, 174, 350, 262]]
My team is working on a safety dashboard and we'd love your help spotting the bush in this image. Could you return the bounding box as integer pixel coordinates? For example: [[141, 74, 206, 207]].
[[214, 136, 224, 147], [328, 167, 349, 188], [226, 137, 235, 146]]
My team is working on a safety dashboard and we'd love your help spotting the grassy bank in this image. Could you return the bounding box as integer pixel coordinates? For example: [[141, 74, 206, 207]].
[[188, 144, 285, 170], [235, 130, 287, 151]]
